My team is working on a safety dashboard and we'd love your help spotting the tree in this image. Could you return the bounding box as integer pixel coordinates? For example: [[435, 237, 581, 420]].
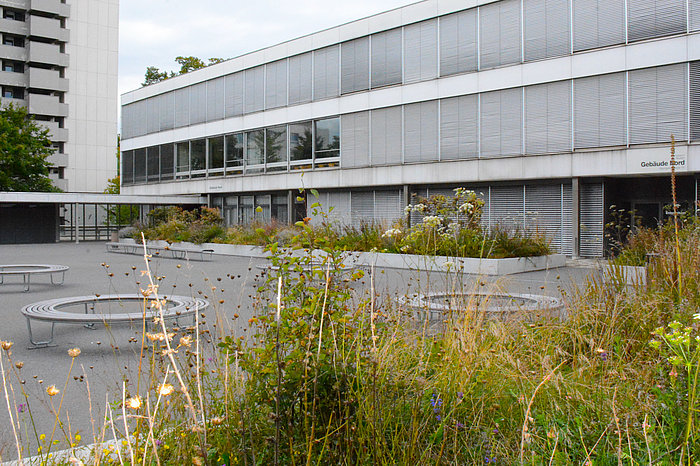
[[141, 57, 226, 86], [0, 103, 60, 192]]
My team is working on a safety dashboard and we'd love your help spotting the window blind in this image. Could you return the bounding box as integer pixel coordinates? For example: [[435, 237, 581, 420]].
[[244, 66, 265, 114], [574, 72, 626, 148], [480, 88, 523, 157], [289, 52, 312, 105], [341, 111, 370, 168], [439, 9, 477, 77], [265, 59, 287, 109], [627, 0, 686, 42], [206, 77, 225, 122], [371, 28, 402, 88], [313, 45, 339, 100], [404, 100, 439, 163], [370, 106, 402, 166], [573, 0, 626, 51], [479, 0, 522, 70], [525, 80, 572, 155], [440, 94, 478, 160], [523, 0, 570, 61], [225, 72, 244, 117], [189, 82, 206, 125], [341, 37, 370, 94], [404, 19, 437, 83]]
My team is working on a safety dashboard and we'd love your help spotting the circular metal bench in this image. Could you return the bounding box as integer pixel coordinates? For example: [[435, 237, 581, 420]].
[[22, 294, 209, 349], [0, 264, 69, 292]]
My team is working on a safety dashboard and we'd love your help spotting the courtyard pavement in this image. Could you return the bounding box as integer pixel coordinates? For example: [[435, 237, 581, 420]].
[[0, 241, 602, 462]]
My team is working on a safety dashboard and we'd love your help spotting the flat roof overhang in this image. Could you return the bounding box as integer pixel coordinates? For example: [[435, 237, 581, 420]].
[[0, 192, 205, 205]]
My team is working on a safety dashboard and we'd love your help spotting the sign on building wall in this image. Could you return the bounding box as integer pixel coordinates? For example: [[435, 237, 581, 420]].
[[626, 146, 688, 174]]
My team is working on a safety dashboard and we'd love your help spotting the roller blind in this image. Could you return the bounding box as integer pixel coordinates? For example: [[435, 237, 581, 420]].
[[206, 77, 225, 122], [440, 94, 478, 160], [525, 80, 572, 155], [629, 63, 688, 144], [573, 0, 626, 51], [189, 82, 206, 125], [341, 111, 370, 168], [313, 45, 339, 100], [370, 106, 402, 166], [404, 19, 437, 83], [244, 66, 265, 114], [480, 0, 522, 70], [404, 101, 438, 163], [289, 52, 312, 105], [265, 59, 287, 109], [523, 0, 570, 61], [691, 62, 700, 140], [159, 92, 174, 130], [225, 72, 244, 117], [147, 97, 160, 134], [574, 72, 626, 148], [174, 87, 189, 128], [627, 0, 687, 42], [371, 28, 403, 88], [480, 88, 523, 157], [341, 37, 370, 94], [440, 9, 477, 77]]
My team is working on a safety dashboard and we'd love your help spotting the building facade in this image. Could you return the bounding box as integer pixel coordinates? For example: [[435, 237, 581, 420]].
[[120, 0, 700, 257], [0, 0, 118, 192]]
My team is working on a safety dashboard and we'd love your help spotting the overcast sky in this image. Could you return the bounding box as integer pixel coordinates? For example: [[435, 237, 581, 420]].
[[118, 0, 414, 96]]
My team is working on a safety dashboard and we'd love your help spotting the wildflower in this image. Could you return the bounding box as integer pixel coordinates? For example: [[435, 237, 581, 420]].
[[422, 216, 441, 228], [126, 396, 142, 410], [382, 228, 402, 239], [17, 403, 26, 413], [158, 383, 175, 396], [670, 368, 678, 378], [457, 391, 463, 399], [67, 347, 81, 358], [1, 340, 13, 351], [404, 204, 413, 214], [595, 348, 608, 361], [46, 385, 59, 397], [414, 203, 426, 213], [442, 261, 454, 270], [211, 416, 224, 426], [179, 335, 192, 347], [15, 361, 23, 369]]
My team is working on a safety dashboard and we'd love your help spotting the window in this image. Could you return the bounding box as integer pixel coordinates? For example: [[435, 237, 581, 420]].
[[3, 9, 25, 21], [265, 125, 287, 167], [290, 122, 313, 162], [208, 136, 224, 171], [160, 144, 174, 180], [370, 28, 402, 88], [3, 61, 23, 73], [245, 130, 265, 172], [133, 148, 147, 183], [225, 133, 244, 174], [176, 142, 190, 177], [315, 118, 340, 159], [147, 146, 160, 182], [341, 37, 369, 94], [2, 87, 24, 99], [190, 139, 206, 172], [2, 35, 24, 47]]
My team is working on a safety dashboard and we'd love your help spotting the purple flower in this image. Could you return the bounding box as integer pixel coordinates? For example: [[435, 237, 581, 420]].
[[436, 415, 441, 421], [457, 391, 464, 399], [17, 403, 26, 414], [155, 439, 162, 446]]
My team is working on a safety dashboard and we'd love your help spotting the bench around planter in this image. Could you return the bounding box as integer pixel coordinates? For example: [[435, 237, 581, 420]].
[[0, 264, 69, 292], [21, 294, 209, 349]]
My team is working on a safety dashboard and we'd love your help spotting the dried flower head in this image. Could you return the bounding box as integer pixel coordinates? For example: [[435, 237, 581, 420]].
[[179, 336, 192, 348], [158, 383, 175, 397], [126, 396, 142, 410], [211, 416, 224, 426], [1, 341, 13, 351], [46, 385, 60, 397], [67, 348, 81, 358], [15, 361, 24, 369]]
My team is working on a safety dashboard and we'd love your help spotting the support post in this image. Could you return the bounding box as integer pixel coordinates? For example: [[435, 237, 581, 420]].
[[74, 202, 80, 244], [287, 190, 294, 225], [403, 184, 411, 228], [572, 178, 580, 259]]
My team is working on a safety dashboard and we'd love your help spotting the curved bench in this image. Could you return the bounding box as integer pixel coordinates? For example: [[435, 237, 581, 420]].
[[22, 294, 209, 349], [0, 264, 69, 292]]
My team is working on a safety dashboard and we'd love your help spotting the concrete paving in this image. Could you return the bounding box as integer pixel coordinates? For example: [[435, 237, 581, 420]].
[[0, 242, 602, 462]]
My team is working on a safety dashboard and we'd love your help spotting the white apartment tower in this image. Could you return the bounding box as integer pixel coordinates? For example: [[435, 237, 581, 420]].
[[0, 0, 118, 192]]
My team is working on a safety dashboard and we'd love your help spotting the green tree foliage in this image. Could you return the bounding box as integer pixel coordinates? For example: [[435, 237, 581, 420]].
[[141, 57, 226, 86], [0, 103, 60, 192]]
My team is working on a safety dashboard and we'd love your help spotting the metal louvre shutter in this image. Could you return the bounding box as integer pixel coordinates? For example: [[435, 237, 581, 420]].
[[244, 66, 264, 114], [121, 104, 134, 139], [561, 184, 573, 255], [573, 0, 626, 51], [404, 19, 437, 83], [580, 182, 604, 257], [374, 190, 403, 225], [371, 29, 402, 89], [160, 92, 174, 130], [574, 72, 626, 148], [326, 191, 352, 224], [404, 101, 439, 163], [225, 72, 244, 117], [370, 106, 402, 166], [289, 53, 312, 105], [440, 95, 478, 160], [341, 37, 370, 94], [480, 88, 523, 157], [525, 80, 572, 155], [313, 45, 339, 100], [133, 100, 147, 137], [489, 185, 525, 232], [190, 82, 206, 125], [692, 0, 700, 31], [690, 62, 700, 140], [341, 111, 370, 168], [206, 78, 224, 122], [525, 184, 571, 254], [628, 0, 687, 42], [174, 87, 189, 128], [439, 9, 477, 77], [122, 150, 133, 184], [479, 0, 522, 70], [351, 191, 375, 224], [265, 59, 287, 110], [629, 64, 688, 144], [147, 97, 160, 134], [523, 0, 570, 62]]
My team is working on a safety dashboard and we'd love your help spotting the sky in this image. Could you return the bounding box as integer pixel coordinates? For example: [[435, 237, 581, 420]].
[[118, 0, 415, 97]]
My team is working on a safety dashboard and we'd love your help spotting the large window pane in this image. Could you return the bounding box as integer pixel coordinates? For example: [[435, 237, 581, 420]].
[[208, 136, 224, 171], [265, 126, 287, 164], [246, 130, 265, 170], [315, 118, 340, 158], [134, 148, 146, 183], [225, 133, 244, 173], [147, 146, 160, 182], [176, 142, 189, 176], [122, 150, 134, 184], [190, 139, 206, 171], [290, 122, 313, 161], [160, 144, 174, 180]]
